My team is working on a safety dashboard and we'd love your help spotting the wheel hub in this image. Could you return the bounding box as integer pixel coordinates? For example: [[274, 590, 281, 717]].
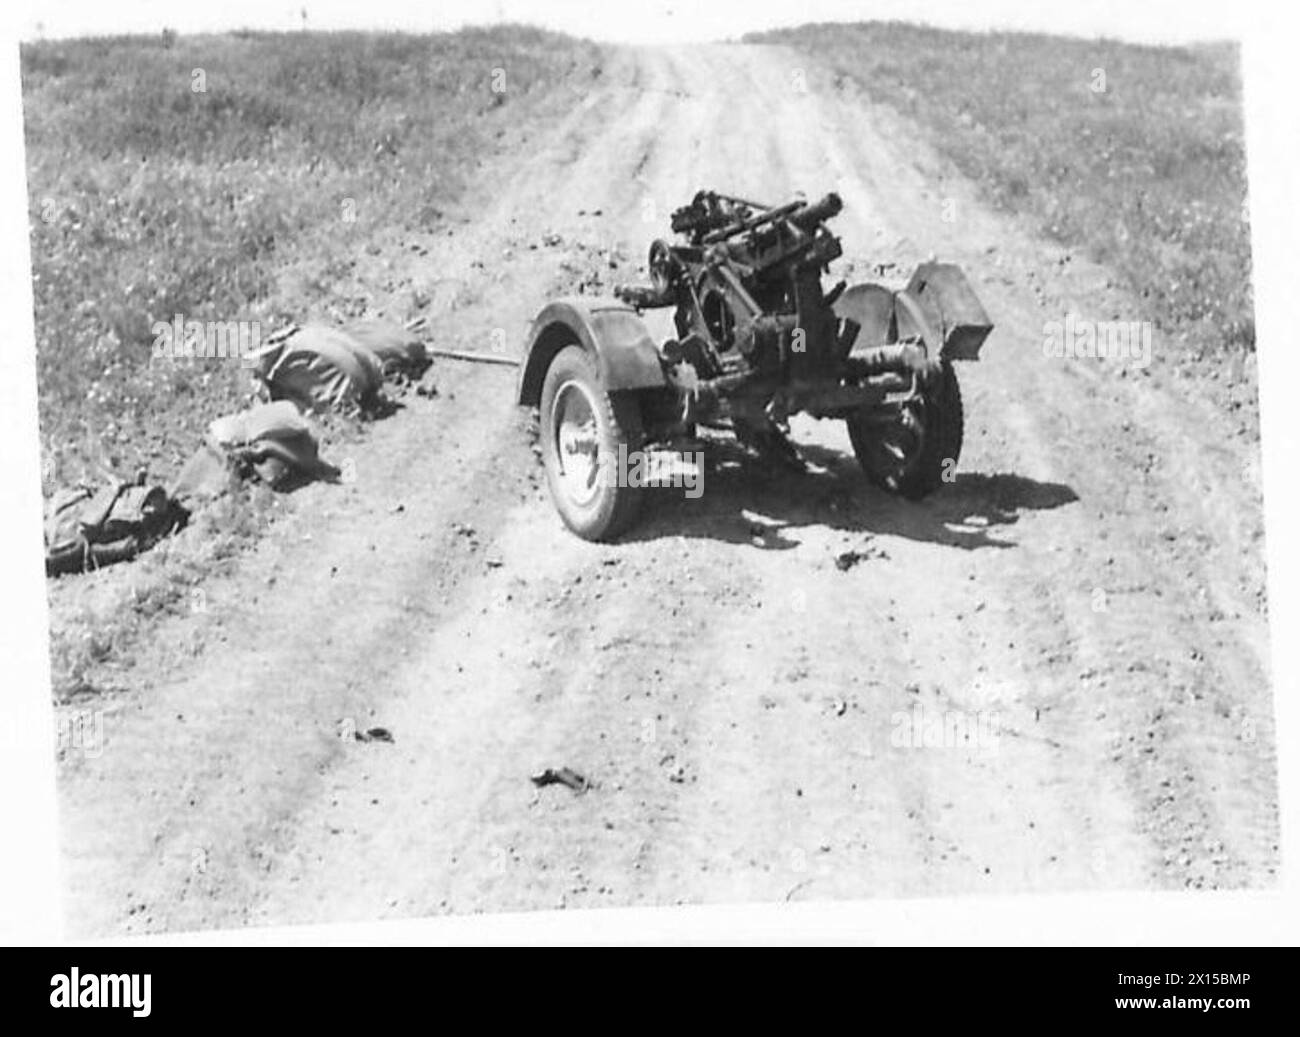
[[552, 380, 605, 510]]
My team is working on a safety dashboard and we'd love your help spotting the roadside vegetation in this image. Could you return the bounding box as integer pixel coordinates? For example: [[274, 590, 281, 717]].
[[24, 26, 602, 491], [749, 22, 1253, 363], [23, 27, 603, 699]]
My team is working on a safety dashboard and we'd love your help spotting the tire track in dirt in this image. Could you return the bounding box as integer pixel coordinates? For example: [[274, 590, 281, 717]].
[[800, 53, 1276, 889], [55, 47, 688, 935]]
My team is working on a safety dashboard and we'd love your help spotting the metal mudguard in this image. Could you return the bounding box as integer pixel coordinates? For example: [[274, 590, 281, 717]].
[[904, 262, 994, 361], [834, 283, 900, 355], [834, 264, 993, 362], [516, 296, 667, 407]]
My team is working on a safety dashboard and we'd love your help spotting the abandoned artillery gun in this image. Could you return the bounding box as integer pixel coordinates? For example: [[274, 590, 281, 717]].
[[517, 189, 993, 540]]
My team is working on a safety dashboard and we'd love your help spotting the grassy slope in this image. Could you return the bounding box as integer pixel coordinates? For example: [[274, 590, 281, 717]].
[[23, 27, 603, 494], [748, 22, 1253, 364], [24, 27, 603, 699]]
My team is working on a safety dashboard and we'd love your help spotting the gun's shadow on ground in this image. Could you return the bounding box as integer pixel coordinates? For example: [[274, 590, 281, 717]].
[[627, 439, 1079, 550]]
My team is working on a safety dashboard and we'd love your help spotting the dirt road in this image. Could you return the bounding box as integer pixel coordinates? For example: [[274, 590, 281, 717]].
[[56, 44, 1276, 936]]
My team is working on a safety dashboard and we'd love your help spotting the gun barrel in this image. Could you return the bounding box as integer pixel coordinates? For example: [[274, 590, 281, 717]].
[[790, 192, 843, 230], [702, 198, 804, 244]]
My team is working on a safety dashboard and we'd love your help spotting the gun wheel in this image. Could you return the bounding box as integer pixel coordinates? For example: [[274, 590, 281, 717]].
[[848, 358, 963, 500], [540, 345, 644, 541]]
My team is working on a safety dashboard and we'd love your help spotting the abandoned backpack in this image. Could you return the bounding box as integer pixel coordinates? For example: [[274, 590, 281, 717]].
[[206, 400, 336, 490], [169, 401, 337, 510], [247, 324, 384, 413], [44, 479, 175, 575], [342, 318, 430, 378]]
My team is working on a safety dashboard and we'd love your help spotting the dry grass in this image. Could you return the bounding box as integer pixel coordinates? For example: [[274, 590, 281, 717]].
[[748, 22, 1253, 364], [23, 26, 604, 494], [24, 26, 604, 699]]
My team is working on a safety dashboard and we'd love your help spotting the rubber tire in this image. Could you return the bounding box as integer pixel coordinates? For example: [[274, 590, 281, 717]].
[[539, 345, 645, 541], [848, 358, 964, 500]]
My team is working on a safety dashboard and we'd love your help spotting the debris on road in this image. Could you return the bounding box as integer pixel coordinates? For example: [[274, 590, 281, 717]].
[[530, 766, 589, 793], [354, 727, 395, 744], [835, 541, 889, 570], [835, 550, 864, 571]]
